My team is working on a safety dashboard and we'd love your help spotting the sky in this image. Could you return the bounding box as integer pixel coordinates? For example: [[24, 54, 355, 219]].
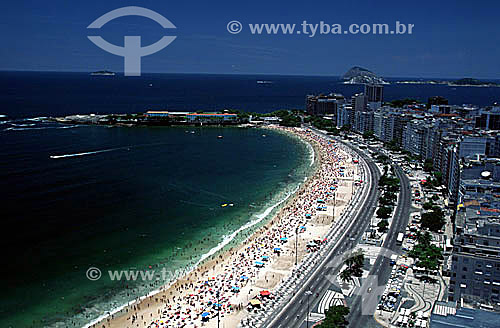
[[1, 0, 499, 78]]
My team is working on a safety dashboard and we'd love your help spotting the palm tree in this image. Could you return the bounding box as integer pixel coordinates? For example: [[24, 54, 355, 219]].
[[353, 253, 364, 268], [345, 257, 355, 270], [340, 268, 352, 284]]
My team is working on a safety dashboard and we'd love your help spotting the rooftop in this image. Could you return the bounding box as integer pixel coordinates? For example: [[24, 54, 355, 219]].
[[431, 305, 500, 328]]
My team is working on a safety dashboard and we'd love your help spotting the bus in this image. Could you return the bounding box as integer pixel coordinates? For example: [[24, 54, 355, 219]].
[[396, 232, 404, 244]]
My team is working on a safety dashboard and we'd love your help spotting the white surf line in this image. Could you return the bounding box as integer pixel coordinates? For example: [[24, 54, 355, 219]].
[[306, 138, 315, 167], [195, 182, 301, 267], [82, 153, 307, 328], [25, 116, 47, 121]]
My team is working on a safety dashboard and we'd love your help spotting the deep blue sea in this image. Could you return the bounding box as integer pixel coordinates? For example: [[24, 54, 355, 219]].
[[1, 72, 499, 328], [2, 72, 500, 120]]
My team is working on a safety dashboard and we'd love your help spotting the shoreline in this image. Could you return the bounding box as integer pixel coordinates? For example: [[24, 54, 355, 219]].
[[87, 126, 358, 328], [81, 126, 319, 328], [82, 184, 303, 328]]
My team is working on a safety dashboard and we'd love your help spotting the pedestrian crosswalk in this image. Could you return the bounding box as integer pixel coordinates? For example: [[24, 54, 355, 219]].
[[317, 290, 345, 314], [353, 277, 361, 287]]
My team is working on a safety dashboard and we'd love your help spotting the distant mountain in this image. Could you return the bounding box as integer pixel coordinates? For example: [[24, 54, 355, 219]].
[[343, 66, 376, 79], [342, 66, 388, 85], [452, 78, 498, 86], [396, 77, 499, 87]]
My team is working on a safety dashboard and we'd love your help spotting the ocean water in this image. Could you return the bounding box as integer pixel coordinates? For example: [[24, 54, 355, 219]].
[[1, 122, 311, 328], [1, 72, 499, 328], [1, 72, 500, 121]]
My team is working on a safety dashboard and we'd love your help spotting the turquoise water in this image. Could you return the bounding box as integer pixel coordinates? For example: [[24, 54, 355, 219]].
[[0, 124, 311, 327]]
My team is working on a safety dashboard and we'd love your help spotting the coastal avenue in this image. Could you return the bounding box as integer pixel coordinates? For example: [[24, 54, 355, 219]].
[[261, 126, 381, 328], [261, 127, 412, 328], [347, 159, 412, 328]]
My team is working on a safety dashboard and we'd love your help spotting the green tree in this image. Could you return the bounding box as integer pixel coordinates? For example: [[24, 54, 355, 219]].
[[363, 130, 375, 140], [343, 250, 364, 277], [424, 159, 434, 173], [385, 139, 402, 152], [408, 231, 443, 273], [421, 209, 445, 232], [280, 113, 301, 127], [433, 171, 443, 186], [377, 206, 392, 220], [388, 98, 419, 108], [379, 195, 395, 206], [423, 202, 434, 211], [312, 117, 335, 130], [384, 191, 398, 202], [318, 305, 350, 328], [339, 268, 352, 284], [354, 252, 364, 267], [377, 220, 389, 233], [375, 153, 390, 164], [340, 124, 351, 132]]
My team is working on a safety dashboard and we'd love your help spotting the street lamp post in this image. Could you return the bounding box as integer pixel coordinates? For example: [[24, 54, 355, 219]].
[[305, 290, 313, 328], [216, 290, 220, 328], [333, 191, 336, 219], [295, 226, 299, 266]]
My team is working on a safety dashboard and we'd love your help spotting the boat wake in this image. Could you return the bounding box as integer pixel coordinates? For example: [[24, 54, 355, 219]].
[[50, 148, 119, 159], [4, 125, 79, 131]]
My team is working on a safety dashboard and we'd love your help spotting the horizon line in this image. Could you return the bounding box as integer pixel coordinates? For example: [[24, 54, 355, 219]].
[[0, 69, 499, 81]]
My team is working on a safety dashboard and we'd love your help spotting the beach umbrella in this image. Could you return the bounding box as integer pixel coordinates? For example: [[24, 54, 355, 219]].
[[232, 286, 240, 292], [255, 261, 264, 266], [249, 299, 262, 307], [201, 312, 210, 318], [274, 247, 281, 252], [260, 290, 271, 297], [241, 275, 249, 280], [262, 256, 269, 261]]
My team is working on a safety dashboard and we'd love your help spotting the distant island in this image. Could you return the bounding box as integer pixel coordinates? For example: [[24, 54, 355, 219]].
[[396, 77, 500, 87], [90, 70, 115, 76], [342, 66, 389, 85]]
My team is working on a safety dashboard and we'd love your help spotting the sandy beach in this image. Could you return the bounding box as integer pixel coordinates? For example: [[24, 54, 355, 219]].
[[88, 126, 360, 328]]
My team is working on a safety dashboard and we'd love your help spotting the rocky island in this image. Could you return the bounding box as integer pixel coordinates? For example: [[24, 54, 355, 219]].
[[342, 66, 389, 85]]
